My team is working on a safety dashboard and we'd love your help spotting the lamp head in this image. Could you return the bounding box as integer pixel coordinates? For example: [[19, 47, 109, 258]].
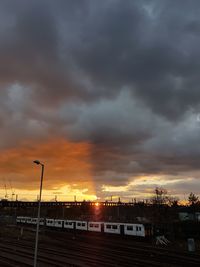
[[33, 160, 41, 165]]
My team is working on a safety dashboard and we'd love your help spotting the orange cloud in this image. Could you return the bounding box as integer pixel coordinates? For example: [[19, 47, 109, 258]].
[[0, 139, 97, 200]]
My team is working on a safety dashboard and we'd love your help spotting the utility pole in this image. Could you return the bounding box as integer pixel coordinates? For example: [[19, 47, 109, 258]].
[[33, 160, 44, 267], [9, 180, 15, 201], [4, 184, 8, 199]]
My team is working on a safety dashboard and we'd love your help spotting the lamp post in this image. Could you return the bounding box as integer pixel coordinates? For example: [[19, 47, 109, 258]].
[[33, 160, 44, 267]]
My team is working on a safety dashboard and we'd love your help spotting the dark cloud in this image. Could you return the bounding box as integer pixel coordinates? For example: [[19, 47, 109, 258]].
[[0, 0, 200, 196]]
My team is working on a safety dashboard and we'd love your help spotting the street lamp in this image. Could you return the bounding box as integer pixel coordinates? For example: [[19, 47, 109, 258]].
[[33, 160, 44, 267]]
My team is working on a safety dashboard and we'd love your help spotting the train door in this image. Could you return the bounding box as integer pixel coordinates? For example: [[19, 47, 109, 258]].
[[120, 224, 124, 235]]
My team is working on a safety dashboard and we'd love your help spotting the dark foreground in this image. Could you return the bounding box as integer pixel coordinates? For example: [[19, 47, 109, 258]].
[[0, 226, 199, 267]]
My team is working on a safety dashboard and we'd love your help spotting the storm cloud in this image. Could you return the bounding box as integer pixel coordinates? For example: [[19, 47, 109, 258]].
[[0, 0, 200, 198]]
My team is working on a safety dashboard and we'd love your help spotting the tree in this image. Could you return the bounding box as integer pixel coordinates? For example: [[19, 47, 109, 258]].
[[168, 196, 179, 207], [188, 192, 199, 206], [151, 187, 168, 205]]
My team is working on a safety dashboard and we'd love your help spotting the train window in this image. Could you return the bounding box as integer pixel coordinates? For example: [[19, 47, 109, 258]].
[[106, 225, 111, 229], [77, 223, 81, 226], [127, 226, 133, 231], [89, 224, 93, 227], [82, 223, 85, 226], [69, 222, 72, 225], [94, 224, 99, 228], [138, 226, 141, 231], [112, 225, 117, 230], [58, 221, 61, 224]]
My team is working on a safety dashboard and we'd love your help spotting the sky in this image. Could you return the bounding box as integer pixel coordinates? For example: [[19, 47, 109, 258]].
[[0, 0, 200, 201]]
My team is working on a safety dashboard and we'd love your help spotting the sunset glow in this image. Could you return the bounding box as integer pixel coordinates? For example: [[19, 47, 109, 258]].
[[0, 1, 199, 203], [0, 139, 98, 201]]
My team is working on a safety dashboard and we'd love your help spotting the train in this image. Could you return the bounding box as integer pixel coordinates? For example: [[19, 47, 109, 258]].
[[16, 216, 152, 237]]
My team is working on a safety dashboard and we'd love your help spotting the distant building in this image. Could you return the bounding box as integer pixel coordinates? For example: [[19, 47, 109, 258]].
[[179, 211, 200, 221]]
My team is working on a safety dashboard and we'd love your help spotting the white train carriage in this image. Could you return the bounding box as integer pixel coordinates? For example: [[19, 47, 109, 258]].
[[26, 217, 32, 224], [31, 218, 37, 225], [30, 218, 44, 225], [63, 220, 75, 229], [39, 218, 45, 226], [124, 224, 145, 237], [88, 222, 103, 232], [75, 221, 87, 231], [54, 219, 64, 228], [16, 216, 24, 223], [15, 216, 150, 238], [46, 218, 55, 227], [20, 216, 28, 223], [104, 222, 121, 234]]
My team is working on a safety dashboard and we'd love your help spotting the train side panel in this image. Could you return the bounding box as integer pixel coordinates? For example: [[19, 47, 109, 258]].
[[124, 224, 145, 237], [46, 218, 55, 227], [16, 216, 22, 223], [75, 221, 87, 231], [104, 223, 121, 234], [26, 217, 32, 224], [20, 217, 28, 223], [54, 219, 64, 228], [88, 222, 102, 232], [63, 220, 75, 229]]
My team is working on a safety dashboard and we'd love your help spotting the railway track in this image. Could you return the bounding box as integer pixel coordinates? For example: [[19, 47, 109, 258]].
[[45, 230, 200, 266], [0, 233, 199, 267], [0, 240, 156, 267]]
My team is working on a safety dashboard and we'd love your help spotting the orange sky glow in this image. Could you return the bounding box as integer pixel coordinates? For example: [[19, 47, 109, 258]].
[[0, 139, 196, 204], [0, 139, 98, 201]]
